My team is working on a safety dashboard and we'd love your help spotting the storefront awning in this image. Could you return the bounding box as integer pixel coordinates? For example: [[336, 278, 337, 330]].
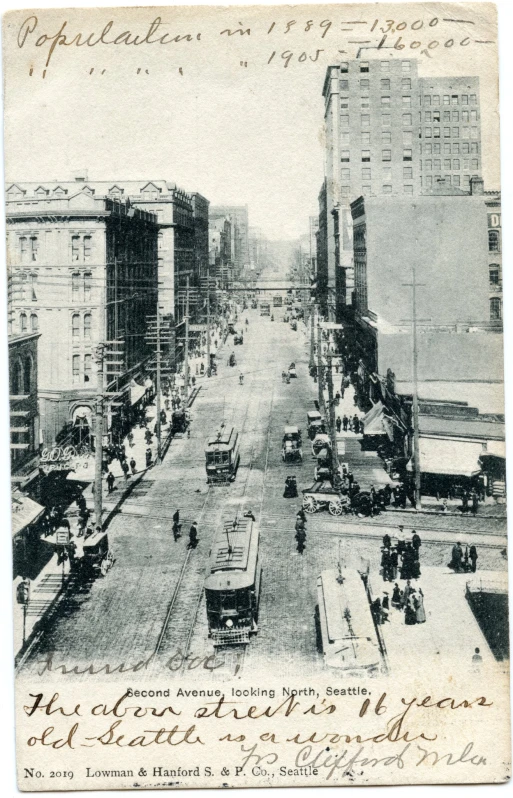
[[11, 494, 45, 537], [130, 382, 146, 406], [362, 401, 394, 440], [418, 437, 484, 477]]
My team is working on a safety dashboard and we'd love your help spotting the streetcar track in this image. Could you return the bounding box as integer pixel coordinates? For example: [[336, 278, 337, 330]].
[[154, 366, 268, 673]]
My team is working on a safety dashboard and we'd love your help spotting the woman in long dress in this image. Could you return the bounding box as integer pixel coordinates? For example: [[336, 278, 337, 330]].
[[415, 588, 426, 623], [405, 592, 417, 625]]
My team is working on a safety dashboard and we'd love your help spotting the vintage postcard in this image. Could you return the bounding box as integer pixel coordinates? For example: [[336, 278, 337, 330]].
[[4, 1, 510, 790]]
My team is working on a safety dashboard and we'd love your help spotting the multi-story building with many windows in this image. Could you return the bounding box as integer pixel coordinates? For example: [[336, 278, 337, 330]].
[[6, 184, 158, 446], [418, 76, 481, 192], [321, 58, 482, 320]]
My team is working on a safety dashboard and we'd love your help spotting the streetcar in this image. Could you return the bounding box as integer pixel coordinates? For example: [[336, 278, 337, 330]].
[[260, 301, 271, 316], [316, 568, 381, 674], [204, 516, 261, 645], [273, 295, 283, 308], [205, 424, 240, 483]]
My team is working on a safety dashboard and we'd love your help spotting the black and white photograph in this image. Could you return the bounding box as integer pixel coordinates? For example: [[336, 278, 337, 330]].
[[3, 1, 511, 790]]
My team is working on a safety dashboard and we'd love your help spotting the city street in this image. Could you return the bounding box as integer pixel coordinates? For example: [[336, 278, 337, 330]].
[[19, 277, 508, 682]]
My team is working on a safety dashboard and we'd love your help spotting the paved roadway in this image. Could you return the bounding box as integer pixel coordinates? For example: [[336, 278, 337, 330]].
[[19, 298, 507, 681]]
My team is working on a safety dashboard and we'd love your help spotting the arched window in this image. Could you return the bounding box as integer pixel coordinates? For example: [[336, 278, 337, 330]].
[[12, 359, 23, 395], [84, 313, 92, 339], [19, 313, 27, 332], [72, 272, 80, 301], [490, 298, 502, 321], [30, 313, 38, 331], [488, 230, 500, 253], [23, 356, 32, 394], [72, 313, 80, 338]]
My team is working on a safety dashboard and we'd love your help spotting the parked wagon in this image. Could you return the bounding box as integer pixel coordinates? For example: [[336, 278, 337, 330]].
[[302, 481, 350, 516]]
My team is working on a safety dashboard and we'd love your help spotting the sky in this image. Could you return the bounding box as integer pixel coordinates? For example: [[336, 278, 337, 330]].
[[3, 3, 501, 240]]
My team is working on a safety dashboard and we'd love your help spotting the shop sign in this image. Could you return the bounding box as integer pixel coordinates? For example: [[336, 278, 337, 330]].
[[40, 445, 76, 474]]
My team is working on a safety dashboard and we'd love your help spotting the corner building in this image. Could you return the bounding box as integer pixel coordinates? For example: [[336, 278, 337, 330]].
[[6, 185, 158, 446]]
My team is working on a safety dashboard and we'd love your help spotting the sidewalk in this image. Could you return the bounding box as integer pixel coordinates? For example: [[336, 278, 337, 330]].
[[14, 324, 228, 663]]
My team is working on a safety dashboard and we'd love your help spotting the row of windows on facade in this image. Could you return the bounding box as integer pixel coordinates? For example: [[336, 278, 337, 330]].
[[340, 131, 479, 156], [423, 158, 479, 171], [422, 142, 479, 155], [423, 127, 479, 139], [340, 185, 415, 196], [341, 92, 413, 104], [17, 313, 38, 333], [341, 167, 415, 180], [422, 110, 478, 123], [342, 149, 414, 162], [420, 174, 478, 188], [340, 115, 479, 139], [14, 270, 94, 302], [17, 233, 93, 263], [341, 78, 414, 92], [340, 60, 413, 73], [340, 172, 483, 195], [340, 89, 478, 106]]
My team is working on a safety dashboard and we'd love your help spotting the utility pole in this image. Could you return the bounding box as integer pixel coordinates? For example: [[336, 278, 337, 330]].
[[317, 312, 324, 412], [401, 263, 428, 511], [93, 342, 105, 528], [184, 275, 190, 404], [326, 352, 341, 487], [411, 265, 421, 510], [309, 303, 316, 371], [155, 308, 162, 464], [206, 277, 211, 376]]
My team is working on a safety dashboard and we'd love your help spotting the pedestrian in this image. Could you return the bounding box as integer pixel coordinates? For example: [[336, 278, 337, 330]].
[[353, 415, 360, 434], [383, 532, 392, 549], [106, 471, 115, 494], [189, 522, 199, 549], [342, 415, 349, 432], [415, 588, 426, 623], [382, 592, 390, 611], [461, 490, 469, 514], [145, 448, 152, 468], [172, 520, 182, 541], [449, 541, 464, 572], [471, 489, 479, 516], [405, 591, 417, 625], [472, 647, 483, 671], [469, 544, 478, 573], [383, 484, 392, 506], [335, 391, 341, 405], [391, 583, 401, 608], [412, 530, 421, 560], [127, 431, 134, 447], [130, 457, 137, 475], [295, 528, 306, 554], [390, 547, 399, 581], [121, 459, 129, 481], [336, 416, 342, 433]]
